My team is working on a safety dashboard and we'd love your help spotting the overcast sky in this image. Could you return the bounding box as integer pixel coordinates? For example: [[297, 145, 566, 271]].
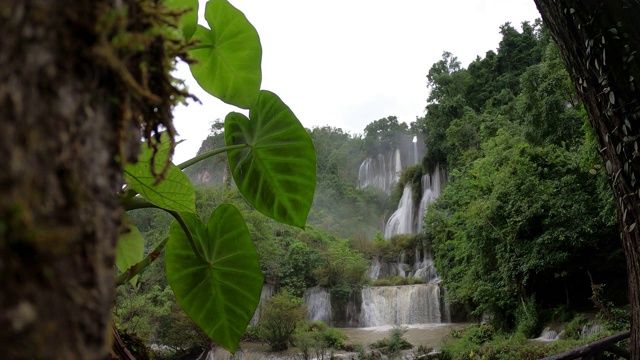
[[172, 0, 541, 163]]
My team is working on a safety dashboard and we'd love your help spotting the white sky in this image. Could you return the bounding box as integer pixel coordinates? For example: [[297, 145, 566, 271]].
[[172, 0, 541, 164]]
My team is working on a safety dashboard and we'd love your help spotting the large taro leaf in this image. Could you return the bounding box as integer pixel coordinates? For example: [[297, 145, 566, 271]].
[[225, 90, 317, 228], [124, 135, 196, 213], [164, 0, 199, 41], [165, 205, 263, 354], [189, 0, 262, 109], [116, 215, 145, 286]]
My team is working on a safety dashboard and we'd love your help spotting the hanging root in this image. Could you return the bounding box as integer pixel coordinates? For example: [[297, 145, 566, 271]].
[[92, 0, 198, 182]]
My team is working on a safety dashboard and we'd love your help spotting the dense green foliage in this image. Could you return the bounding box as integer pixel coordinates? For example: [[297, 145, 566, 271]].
[[418, 22, 627, 333]]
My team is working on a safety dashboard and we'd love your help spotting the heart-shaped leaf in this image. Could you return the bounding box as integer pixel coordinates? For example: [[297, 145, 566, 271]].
[[189, 0, 262, 108], [225, 90, 317, 228], [116, 215, 145, 286], [165, 205, 263, 353], [164, 0, 199, 41], [124, 135, 196, 213]]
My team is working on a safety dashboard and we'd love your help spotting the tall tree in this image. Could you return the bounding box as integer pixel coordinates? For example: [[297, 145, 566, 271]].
[[0, 1, 184, 358], [534, 1, 640, 356]]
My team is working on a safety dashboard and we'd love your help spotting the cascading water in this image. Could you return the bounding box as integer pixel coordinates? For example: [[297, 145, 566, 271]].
[[250, 284, 277, 325], [360, 284, 444, 326], [358, 154, 390, 192], [303, 287, 332, 324], [417, 164, 446, 232], [357, 135, 425, 194], [393, 148, 402, 186], [367, 257, 382, 280], [357, 150, 404, 195], [384, 185, 414, 238], [359, 162, 451, 326]]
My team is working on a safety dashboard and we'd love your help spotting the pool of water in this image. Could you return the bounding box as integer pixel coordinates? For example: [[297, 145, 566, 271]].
[[210, 323, 472, 359], [339, 323, 471, 348]]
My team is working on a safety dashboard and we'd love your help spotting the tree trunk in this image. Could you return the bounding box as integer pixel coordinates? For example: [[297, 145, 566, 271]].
[[0, 1, 122, 358], [533, 1, 640, 358]]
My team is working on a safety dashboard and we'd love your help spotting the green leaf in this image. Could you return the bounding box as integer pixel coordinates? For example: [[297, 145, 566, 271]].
[[188, 0, 262, 108], [116, 215, 145, 286], [124, 136, 196, 213], [165, 205, 263, 354], [164, 0, 199, 41], [225, 90, 317, 228]]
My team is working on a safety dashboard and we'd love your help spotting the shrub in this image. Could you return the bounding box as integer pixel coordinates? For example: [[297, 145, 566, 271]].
[[330, 282, 353, 303], [391, 276, 409, 286], [243, 325, 261, 342], [295, 321, 345, 360], [257, 291, 307, 351], [372, 278, 393, 286], [591, 283, 631, 332], [370, 325, 413, 357], [515, 296, 540, 338], [299, 321, 346, 349], [564, 314, 588, 340], [464, 324, 495, 345]]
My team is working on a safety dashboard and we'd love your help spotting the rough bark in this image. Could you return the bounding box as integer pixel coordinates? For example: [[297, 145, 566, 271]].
[[0, 1, 122, 359], [534, 1, 640, 358]]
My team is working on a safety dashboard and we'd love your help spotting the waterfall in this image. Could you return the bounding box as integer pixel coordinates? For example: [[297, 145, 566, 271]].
[[360, 284, 443, 326], [393, 148, 402, 186], [384, 185, 414, 238], [357, 150, 403, 194], [413, 255, 438, 283], [417, 164, 446, 232], [358, 154, 389, 192], [367, 258, 382, 280], [303, 287, 332, 324], [357, 135, 425, 194], [250, 284, 277, 325]]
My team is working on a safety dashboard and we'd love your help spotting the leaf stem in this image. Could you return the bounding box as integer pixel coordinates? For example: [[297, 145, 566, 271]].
[[177, 143, 249, 170], [169, 210, 208, 264], [115, 237, 168, 287], [121, 195, 158, 211]]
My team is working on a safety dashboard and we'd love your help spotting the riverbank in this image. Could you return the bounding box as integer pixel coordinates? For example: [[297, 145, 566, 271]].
[[193, 323, 471, 360]]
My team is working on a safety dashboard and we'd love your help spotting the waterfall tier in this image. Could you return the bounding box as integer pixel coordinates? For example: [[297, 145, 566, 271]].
[[250, 284, 277, 325], [417, 164, 446, 232], [383, 164, 447, 239], [384, 185, 414, 238], [303, 287, 332, 324], [357, 136, 425, 194], [367, 251, 438, 283], [359, 284, 447, 327]]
